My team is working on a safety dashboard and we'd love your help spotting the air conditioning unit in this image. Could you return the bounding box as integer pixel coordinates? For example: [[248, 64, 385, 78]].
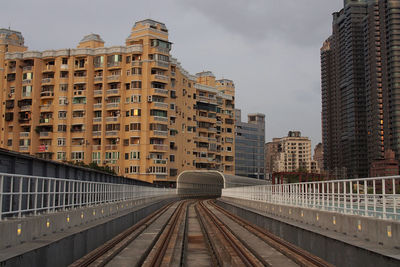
[[148, 96, 152, 103]]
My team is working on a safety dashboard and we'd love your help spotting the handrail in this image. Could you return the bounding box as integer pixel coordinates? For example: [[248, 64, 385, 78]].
[[0, 172, 175, 220], [222, 176, 400, 221]]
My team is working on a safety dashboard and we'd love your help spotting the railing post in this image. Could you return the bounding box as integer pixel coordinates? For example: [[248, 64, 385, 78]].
[[0, 175, 3, 221], [349, 181, 353, 215], [34, 178, 38, 215], [382, 178, 386, 219], [18, 177, 23, 218]]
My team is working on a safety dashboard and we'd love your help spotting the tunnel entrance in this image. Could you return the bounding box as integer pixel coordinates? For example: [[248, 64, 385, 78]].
[[177, 170, 269, 197]]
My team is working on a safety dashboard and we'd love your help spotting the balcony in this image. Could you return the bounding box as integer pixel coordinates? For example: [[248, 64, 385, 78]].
[[93, 117, 102, 123], [152, 74, 169, 83], [93, 103, 102, 109], [39, 132, 52, 139], [39, 118, 52, 125], [60, 64, 68, 70], [152, 102, 169, 109], [40, 104, 53, 112], [9, 67, 16, 73], [92, 131, 101, 137], [151, 144, 168, 152], [131, 61, 143, 67], [23, 66, 33, 71], [22, 79, 32, 85], [74, 76, 87, 84], [153, 116, 168, 122], [94, 90, 103, 96], [106, 102, 120, 109], [92, 145, 101, 150], [73, 90, 86, 97], [106, 89, 120, 95], [154, 60, 169, 69], [94, 76, 103, 83], [107, 62, 121, 68], [41, 78, 54, 84], [105, 145, 118, 150], [151, 88, 168, 96], [40, 91, 54, 98], [19, 146, 29, 152], [152, 130, 168, 137], [43, 65, 55, 72], [20, 105, 32, 111], [20, 132, 30, 138], [105, 130, 119, 136], [153, 159, 167, 164], [107, 75, 120, 81], [106, 116, 120, 122]]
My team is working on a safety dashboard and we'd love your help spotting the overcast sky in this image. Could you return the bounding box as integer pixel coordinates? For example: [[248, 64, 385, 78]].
[[1, 0, 343, 148]]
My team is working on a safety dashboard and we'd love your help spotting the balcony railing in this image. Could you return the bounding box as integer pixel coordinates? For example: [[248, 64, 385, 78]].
[[152, 130, 168, 137], [153, 102, 169, 109], [40, 91, 54, 97], [20, 132, 30, 138], [151, 144, 168, 151], [105, 145, 118, 150], [94, 76, 103, 82], [41, 78, 53, 84], [23, 66, 33, 71], [107, 62, 121, 68], [93, 103, 102, 109], [106, 103, 120, 109], [94, 90, 103, 95], [153, 116, 168, 122], [107, 75, 120, 81], [22, 79, 32, 85], [20, 105, 32, 111], [92, 145, 101, 150], [154, 74, 169, 81], [92, 131, 101, 136], [105, 130, 118, 136], [106, 116, 119, 122], [106, 89, 120, 95], [19, 146, 29, 151], [153, 159, 168, 164], [152, 88, 168, 95], [39, 132, 52, 138]]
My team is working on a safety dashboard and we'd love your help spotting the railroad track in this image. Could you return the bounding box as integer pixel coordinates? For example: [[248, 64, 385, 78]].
[[70, 199, 335, 267]]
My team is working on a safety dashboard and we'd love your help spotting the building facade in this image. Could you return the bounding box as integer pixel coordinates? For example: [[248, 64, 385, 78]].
[[0, 20, 235, 184], [267, 131, 319, 173], [235, 109, 265, 179], [321, 0, 400, 178], [313, 142, 324, 171]]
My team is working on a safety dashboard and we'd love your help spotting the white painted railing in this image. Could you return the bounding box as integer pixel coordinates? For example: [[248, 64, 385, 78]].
[[0, 173, 176, 220], [222, 176, 400, 221]]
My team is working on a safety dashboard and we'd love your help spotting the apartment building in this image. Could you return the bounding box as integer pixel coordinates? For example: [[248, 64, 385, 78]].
[[322, 0, 400, 178], [235, 109, 265, 179], [0, 20, 235, 184], [268, 131, 319, 173]]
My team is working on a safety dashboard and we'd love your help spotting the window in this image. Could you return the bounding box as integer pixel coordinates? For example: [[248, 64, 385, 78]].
[[131, 81, 142, 89], [58, 111, 67, 119], [7, 139, 12, 146], [170, 155, 175, 162], [59, 97, 68, 105], [22, 86, 32, 97], [92, 152, 101, 164], [125, 166, 140, 174], [71, 152, 84, 160], [57, 152, 66, 160], [57, 138, 66, 146], [23, 72, 33, 80], [130, 123, 141, 131], [58, 124, 67, 132], [128, 151, 140, 160], [62, 58, 68, 64], [170, 103, 175, 110], [60, 84, 68, 92]]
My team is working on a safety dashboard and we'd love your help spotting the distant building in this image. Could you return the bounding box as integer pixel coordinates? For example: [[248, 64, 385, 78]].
[[370, 150, 399, 177], [321, 0, 400, 178], [313, 143, 324, 171], [268, 131, 319, 173], [265, 141, 279, 177], [235, 109, 265, 179]]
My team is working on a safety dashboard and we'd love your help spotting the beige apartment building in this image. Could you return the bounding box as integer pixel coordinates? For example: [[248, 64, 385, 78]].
[[0, 20, 235, 184], [266, 131, 319, 173]]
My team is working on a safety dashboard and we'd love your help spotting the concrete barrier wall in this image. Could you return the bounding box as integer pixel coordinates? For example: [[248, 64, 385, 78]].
[[0, 196, 177, 267], [218, 197, 400, 267]]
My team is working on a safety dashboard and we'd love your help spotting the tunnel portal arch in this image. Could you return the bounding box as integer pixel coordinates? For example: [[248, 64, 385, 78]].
[[176, 170, 269, 197]]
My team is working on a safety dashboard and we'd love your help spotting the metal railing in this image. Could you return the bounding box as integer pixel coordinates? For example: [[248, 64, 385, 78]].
[[222, 176, 400, 221], [0, 173, 176, 220]]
